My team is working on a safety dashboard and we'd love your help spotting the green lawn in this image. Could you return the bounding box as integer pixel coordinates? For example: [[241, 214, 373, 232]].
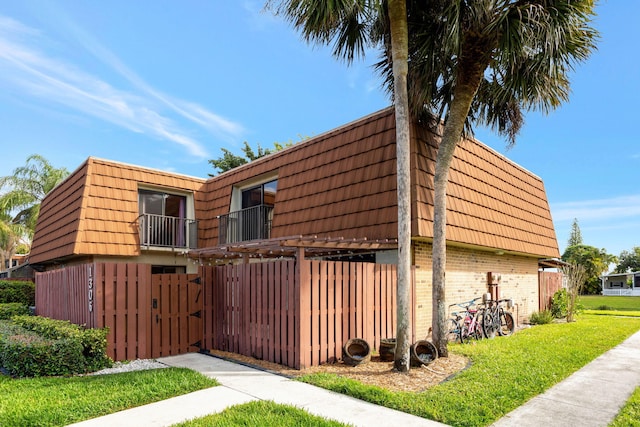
[[610, 386, 640, 427], [2, 313, 639, 426], [297, 314, 640, 427], [0, 368, 218, 427], [173, 401, 347, 427], [579, 295, 640, 311]]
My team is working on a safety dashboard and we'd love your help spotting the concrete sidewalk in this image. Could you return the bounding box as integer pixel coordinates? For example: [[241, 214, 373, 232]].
[[68, 352, 447, 427], [68, 329, 640, 427], [492, 329, 640, 427]]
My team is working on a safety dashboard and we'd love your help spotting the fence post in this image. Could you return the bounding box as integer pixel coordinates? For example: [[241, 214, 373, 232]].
[[296, 248, 311, 369]]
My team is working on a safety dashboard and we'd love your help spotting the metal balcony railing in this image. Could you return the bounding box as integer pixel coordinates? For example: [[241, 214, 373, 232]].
[[139, 213, 197, 249], [218, 204, 274, 245]]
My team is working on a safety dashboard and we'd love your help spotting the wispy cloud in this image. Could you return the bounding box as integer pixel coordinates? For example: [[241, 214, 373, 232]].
[[551, 194, 640, 222], [0, 14, 244, 159]]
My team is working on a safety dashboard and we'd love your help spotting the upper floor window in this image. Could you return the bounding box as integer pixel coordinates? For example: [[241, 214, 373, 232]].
[[219, 178, 278, 244], [139, 190, 186, 218], [138, 189, 197, 249], [241, 179, 278, 209]]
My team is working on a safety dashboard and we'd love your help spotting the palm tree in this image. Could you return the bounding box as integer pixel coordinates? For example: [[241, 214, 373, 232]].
[[0, 154, 69, 239], [0, 212, 28, 272], [374, 0, 597, 356], [268, 0, 414, 371]]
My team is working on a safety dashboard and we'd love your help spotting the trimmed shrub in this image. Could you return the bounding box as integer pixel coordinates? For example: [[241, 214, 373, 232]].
[[0, 322, 85, 377], [0, 280, 35, 306], [0, 303, 30, 320], [80, 327, 111, 371], [529, 310, 554, 325], [4, 316, 112, 375], [551, 288, 569, 319]]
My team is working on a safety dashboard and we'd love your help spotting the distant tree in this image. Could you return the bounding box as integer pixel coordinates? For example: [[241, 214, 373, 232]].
[[562, 245, 616, 295], [208, 140, 298, 175], [614, 247, 640, 273], [567, 218, 583, 247], [0, 154, 69, 239]]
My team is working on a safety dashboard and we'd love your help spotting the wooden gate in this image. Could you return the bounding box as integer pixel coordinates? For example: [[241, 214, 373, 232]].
[[539, 271, 564, 311], [151, 273, 203, 358]]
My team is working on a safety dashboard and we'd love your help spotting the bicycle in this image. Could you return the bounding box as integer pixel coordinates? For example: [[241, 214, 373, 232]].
[[481, 297, 515, 338], [447, 297, 484, 343]]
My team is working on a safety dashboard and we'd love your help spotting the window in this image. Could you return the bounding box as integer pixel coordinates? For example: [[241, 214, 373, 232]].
[[139, 190, 186, 218], [241, 179, 278, 209], [219, 179, 278, 244], [138, 189, 196, 248]]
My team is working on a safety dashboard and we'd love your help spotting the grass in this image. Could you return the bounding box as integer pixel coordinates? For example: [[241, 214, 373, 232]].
[[579, 295, 640, 311], [173, 400, 348, 427], [0, 368, 218, 426], [297, 315, 640, 427], [610, 387, 640, 427]]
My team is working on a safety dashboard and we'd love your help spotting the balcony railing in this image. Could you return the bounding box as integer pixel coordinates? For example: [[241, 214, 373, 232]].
[[139, 214, 197, 249], [218, 204, 274, 245]]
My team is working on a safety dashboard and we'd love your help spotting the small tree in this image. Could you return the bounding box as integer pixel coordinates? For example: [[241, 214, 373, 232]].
[[561, 263, 587, 322], [562, 244, 616, 295], [567, 218, 583, 247]]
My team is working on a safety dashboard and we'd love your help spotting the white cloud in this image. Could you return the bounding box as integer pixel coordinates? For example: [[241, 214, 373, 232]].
[[0, 14, 245, 159], [551, 194, 640, 222]]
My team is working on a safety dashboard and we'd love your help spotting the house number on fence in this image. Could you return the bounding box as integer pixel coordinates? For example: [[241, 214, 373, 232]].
[[88, 265, 93, 313]]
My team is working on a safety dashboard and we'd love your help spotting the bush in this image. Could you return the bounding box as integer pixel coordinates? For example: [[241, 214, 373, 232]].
[[0, 322, 85, 377], [2, 316, 112, 376], [0, 280, 35, 306], [529, 310, 554, 325], [551, 288, 568, 318], [0, 303, 30, 320]]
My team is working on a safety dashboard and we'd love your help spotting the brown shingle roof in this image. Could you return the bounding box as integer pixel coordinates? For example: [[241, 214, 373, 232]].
[[30, 158, 206, 264], [31, 108, 559, 264]]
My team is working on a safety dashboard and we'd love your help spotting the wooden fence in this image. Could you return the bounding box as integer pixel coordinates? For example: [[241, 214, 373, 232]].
[[36, 260, 405, 368], [538, 271, 564, 311], [36, 263, 201, 361], [203, 260, 405, 369]]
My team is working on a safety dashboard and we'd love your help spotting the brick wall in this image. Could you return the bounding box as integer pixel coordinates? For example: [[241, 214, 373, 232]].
[[413, 241, 539, 338]]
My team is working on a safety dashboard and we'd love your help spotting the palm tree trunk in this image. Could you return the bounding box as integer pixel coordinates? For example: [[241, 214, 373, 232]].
[[432, 68, 484, 358], [387, 0, 411, 373]]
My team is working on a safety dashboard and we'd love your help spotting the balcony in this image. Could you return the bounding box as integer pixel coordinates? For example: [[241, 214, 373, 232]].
[[139, 214, 197, 249], [218, 204, 274, 245]]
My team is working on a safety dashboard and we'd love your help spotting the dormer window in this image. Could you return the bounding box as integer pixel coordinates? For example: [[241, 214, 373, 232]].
[[219, 178, 278, 244], [138, 188, 197, 249]]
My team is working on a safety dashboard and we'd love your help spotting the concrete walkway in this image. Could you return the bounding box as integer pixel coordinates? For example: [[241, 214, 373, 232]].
[[68, 352, 447, 427], [492, 329, 640, 427], [68, 329, 640, 427]]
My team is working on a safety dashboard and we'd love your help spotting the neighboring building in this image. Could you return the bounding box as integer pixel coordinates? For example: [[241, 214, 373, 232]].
[[31, 107, 559, 333], [0, 254, 34, 279], [600, 272, 640, 296]]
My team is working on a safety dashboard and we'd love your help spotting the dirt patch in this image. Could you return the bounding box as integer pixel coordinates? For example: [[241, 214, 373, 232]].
[[208, 349, 469, 393]]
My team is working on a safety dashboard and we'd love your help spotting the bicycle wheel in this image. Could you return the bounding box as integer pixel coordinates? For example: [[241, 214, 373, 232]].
[[472, 312, 484, 340], [499, 311, 515, 336], [460, 323, 471, 344], [446, 318, 461, 343], [482, 310, 498, 339]]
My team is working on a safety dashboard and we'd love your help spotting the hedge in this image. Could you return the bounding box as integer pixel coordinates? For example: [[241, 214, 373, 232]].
[[0, 303, 30, 320], [0, 280, 35, 306], [0, 322, 85, 377], [0, 316, 112, 377]]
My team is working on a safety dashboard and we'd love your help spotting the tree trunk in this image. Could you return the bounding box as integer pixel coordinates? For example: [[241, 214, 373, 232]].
[[388, 0, 411, 373], [431, 69, 484, 358]]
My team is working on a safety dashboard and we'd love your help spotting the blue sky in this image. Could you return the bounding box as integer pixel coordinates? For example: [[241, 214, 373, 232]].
[[0, 1, 637, 258]]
